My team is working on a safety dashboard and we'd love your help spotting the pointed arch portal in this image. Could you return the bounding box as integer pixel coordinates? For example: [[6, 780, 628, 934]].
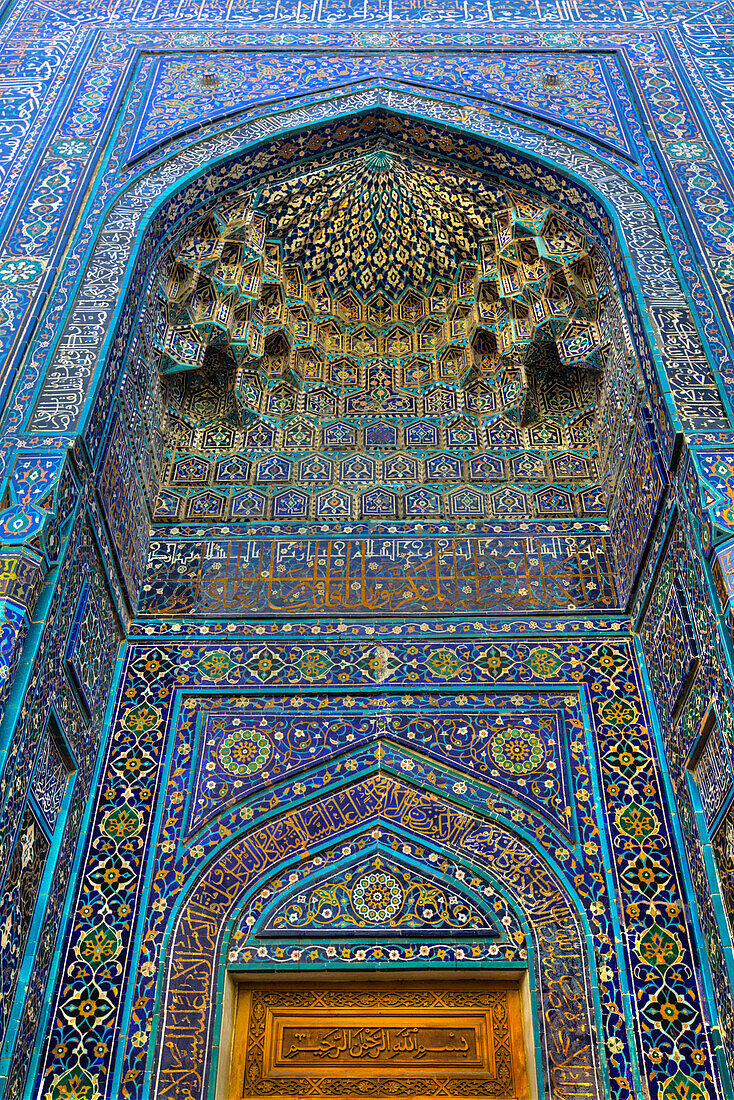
[[158, 775, 599, 1100], [27, 93, 729, 1100], [23, 99, 699, 617]]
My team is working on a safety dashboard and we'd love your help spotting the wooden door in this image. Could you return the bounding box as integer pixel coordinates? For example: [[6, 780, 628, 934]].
[[228, 981, 529, 1100]]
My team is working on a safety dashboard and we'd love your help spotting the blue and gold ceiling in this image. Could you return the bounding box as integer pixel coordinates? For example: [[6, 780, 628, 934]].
[[149, 138, 631, 525], [257, 147, 504, 296]]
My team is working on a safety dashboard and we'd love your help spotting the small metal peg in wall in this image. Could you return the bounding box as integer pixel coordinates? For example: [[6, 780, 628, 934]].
[[542, 71, 563, 91], [199, 71, 220, 91]]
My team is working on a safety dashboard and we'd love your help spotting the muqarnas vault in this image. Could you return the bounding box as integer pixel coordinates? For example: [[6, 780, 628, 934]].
[[4, 6, 734, 1100]]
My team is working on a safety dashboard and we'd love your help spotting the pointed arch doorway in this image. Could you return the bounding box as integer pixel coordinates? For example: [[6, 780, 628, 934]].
[[217, 806, 544, 1100], [80, 107, 648, 1100]]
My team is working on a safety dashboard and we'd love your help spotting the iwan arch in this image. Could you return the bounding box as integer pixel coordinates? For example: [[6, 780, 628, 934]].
[[0, 41, 733, 1100]]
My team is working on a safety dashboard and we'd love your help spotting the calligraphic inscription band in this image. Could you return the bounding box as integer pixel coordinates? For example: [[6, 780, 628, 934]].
[[273, 1017, 483, 1072], [142, 536, 618, 616]]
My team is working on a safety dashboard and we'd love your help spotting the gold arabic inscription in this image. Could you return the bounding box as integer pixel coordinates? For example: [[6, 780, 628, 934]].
[[275, 1016, 481, 1071]]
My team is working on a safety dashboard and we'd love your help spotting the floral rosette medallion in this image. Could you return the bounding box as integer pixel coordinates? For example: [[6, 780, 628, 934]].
[[351, 872, 404, 922], [490, 727, 546, 774], [217, 728, 272, 775]]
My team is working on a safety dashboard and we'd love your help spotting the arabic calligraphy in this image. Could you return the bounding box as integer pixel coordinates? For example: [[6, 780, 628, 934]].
[[141, 535, 618, 616], [280, 1025, 475, 1065], [251, 998, 518, 1087], [228, 989, 529, 1098]]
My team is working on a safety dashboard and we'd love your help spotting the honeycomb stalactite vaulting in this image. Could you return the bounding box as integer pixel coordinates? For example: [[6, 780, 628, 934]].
[[149, 143, 636, 524]]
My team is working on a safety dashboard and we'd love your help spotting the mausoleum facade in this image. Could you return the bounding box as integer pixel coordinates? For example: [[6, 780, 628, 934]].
[[1, 5, 734, 1100]]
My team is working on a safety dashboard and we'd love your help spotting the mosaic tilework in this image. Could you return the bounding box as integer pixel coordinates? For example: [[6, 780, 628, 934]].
[[25, 78, 726, 446], [131, 52, 634, 161], [228, 831, 525, 961], [1, 0, 731, 22], [186, 692, 575, 835], [639, 523, 699, 730], [148, 165, 622, 527], [0, 552, 43, 729], [0, 806, 49, 1036], [610, 414, 667, 602], [679, 779, 734, 1082], [28, 108, 686, 448], [5, 7, 734, 1100], [0, 21, 732, 454], [0, 452, 80, 732], [712, 810, 734, 943], [170, 781, 599, 1100], [97, 418, 152, 604], [34, 639, 724, 1100], [692, 716, 732, 830], [9, 454, 65, 509], [637, 490, 734, 1082], [244, 851, 506, 937], [0, 513, 121, 1097], [30, 717, 71, 834], [65, 580, 119, 721]]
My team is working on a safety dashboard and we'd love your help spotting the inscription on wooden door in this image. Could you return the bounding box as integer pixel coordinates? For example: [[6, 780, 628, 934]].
[[229, 984, 529, 1100]]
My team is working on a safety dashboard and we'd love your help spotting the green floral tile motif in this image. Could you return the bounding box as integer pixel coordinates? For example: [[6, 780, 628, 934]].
[[32, 633, 725, 1100], [296, 649, 334, 679], [196, 649, 236, 681], [489, 726, 546, 773], [425, 648, 467, 678], [238, 849, 506, 941], [184, 693, 573, 835], [527, 646, 564, 678], [352, 872, 403, 922], [217, 727, 272, 775]]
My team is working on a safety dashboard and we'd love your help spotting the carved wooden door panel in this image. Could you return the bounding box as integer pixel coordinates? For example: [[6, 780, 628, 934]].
[[229, 983, 529, 1100]]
